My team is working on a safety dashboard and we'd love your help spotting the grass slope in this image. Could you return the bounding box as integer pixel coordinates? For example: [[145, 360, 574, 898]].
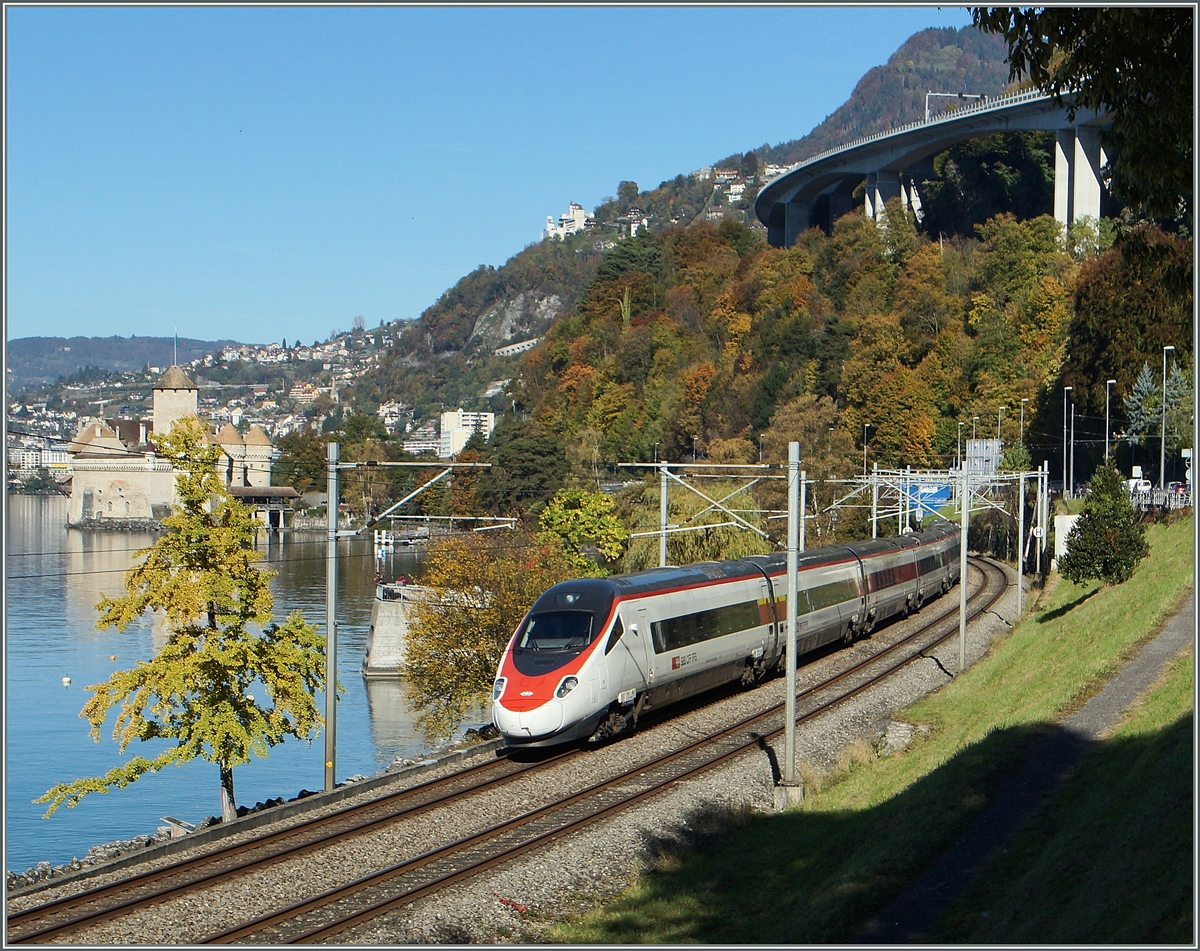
[[548, 515, 1193, 944], [935, 646, 1193, 943]]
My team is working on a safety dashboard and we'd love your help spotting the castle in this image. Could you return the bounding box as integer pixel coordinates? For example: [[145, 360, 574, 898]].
[[66, 366, 283, 527]]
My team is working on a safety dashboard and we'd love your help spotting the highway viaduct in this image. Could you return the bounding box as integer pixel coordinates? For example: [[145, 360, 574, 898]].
[[755, 88, 1113, 247]]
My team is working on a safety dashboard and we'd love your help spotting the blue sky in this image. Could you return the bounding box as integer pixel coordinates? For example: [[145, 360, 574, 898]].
[[7, 5, 974, 346]]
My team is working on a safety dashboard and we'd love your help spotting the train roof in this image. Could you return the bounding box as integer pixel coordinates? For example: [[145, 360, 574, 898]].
[[537, 524, 960, 606]]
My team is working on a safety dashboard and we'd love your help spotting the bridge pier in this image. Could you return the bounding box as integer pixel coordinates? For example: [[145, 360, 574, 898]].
[[865, 170, 902, 220], [784, 198, 810, 246], [1054, 126, 1106, 227]]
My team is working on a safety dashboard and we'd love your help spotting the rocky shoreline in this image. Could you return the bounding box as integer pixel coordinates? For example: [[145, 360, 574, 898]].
[[6, 727, 499, 894]]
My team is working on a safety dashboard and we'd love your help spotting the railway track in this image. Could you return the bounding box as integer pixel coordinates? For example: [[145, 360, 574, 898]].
[[8, 558, 1007, 945]]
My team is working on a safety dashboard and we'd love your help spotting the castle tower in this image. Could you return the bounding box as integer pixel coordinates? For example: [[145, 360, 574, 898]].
[[242, 425, 275, 487], [153, 366, 198, 436]]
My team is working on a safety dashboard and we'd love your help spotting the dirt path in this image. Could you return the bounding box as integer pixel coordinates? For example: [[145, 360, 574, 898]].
[[858, 591, 1195, 944]]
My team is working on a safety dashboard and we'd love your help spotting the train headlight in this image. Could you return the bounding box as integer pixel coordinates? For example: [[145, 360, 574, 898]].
[[555, 676, 579, 699], [492, 678, 506, 701]]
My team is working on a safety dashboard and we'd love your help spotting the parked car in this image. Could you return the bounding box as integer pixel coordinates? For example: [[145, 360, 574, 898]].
[[1167, 481, 1188, 494], [1126, 478, 1152, 493]]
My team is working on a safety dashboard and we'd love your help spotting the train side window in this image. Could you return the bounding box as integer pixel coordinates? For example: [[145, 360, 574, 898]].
[[651, 621, 668, 654], [605, 617, 625, 654]]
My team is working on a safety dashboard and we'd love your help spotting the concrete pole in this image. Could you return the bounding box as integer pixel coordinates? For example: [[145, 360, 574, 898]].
[[1063, 386, 1072, 497], [1017, 472, 1025, 620], [780, 442, 801, 802], [799, 470, 807, 553], [324, 441, 339, 793], [1070, 402, 1076, 497], [959, 469, 969, 674], [659, 463, 669, 568], [1161, 346, 1174, 489], [871, 476, 878, 539]]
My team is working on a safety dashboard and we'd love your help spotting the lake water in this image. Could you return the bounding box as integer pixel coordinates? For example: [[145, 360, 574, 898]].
[[4, 494, 478, 873]]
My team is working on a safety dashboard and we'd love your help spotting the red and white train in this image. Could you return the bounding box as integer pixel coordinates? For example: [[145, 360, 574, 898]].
[[492, 522, 961, 748]]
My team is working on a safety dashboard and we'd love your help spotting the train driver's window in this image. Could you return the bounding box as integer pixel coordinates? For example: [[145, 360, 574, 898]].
[[605, 617, 625, 654]]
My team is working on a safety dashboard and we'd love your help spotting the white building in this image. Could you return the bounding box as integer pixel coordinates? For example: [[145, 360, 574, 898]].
[[544, 202, 592, 241], [439, 409, 494, 457], [376, 400, 412, 434], [402, 418, 441, 456]]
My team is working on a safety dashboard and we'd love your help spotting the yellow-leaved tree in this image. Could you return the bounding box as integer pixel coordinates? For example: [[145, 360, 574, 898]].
[[403, 531, 596, 741], [36, 417, 327, 823]]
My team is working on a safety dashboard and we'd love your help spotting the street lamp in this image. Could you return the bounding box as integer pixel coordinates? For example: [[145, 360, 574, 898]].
[[653, 442, 659, 464], [998, 405, 1007, 442], [1063, 385, 1073, 496], [1104, 380, 1116, 460], [1020, 398, 1029, 447], [972, 416, 979, 441], [957, 421, 964, 470], [863, 422, 872, 476], [692, 436, 698, 463], [1161, 346, 1175, 489], [1070, 400, 1076, 497], [759, 433, 766, 463]]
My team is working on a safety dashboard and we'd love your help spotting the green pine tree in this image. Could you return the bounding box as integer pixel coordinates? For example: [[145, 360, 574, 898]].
[[1122, 362, 1160, 447], [37, 417, 328, 822], [1057, 460, 1149, 586]]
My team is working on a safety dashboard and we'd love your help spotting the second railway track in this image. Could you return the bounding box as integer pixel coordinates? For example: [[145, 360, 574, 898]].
[[8, 558, 1008, 946]]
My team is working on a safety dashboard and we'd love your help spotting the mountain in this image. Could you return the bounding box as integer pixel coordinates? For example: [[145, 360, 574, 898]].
[[349, 25, 1015, 416], [759, 26, 1014, 167], [6, 336, 242, 396]]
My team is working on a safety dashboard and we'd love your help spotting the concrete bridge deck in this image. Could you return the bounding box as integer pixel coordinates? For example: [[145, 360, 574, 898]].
[[755, 89, 1112, 246]]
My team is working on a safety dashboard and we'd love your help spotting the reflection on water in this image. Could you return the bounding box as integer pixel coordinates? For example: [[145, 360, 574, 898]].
[[4, 494, 485, 873], [363, 678, 488, 763]]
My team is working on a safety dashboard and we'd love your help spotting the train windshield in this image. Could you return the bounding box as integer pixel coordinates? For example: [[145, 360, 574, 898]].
[[515, 611, 595, 652]]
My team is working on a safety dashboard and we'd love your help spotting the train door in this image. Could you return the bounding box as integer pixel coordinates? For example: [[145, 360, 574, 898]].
[[629, 606, 654, 694], [608, 607, 651, 703], [598, 614, 624, 702], [760, 582, 776, 658]]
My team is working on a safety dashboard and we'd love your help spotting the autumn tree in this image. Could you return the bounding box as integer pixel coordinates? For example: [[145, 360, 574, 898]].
[[37, 418, 326, 823], [1064, 225, 1192, 416], [273, 428, 327, 493], [402, 532, 586, 739], [759, 393, 861, 544]]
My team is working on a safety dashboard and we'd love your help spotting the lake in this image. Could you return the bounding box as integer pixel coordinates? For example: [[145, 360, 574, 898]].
[[5, 494, 479, 873]]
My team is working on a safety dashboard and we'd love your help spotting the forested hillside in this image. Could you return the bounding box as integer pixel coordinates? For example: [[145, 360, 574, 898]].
[[514, 213, 1189, 475], [306, 209, 1190, 552]]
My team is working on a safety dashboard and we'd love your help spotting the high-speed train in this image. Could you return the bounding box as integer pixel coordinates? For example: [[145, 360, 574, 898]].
[[492, 522, 961, 748]]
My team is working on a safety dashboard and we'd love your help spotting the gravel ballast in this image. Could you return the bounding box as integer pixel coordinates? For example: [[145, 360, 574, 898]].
[[12, 563, 1021, 945]]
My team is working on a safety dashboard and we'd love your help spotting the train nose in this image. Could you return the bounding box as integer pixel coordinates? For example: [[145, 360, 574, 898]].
[[494, 699, 564, 737], [520, 702, 564, 735]]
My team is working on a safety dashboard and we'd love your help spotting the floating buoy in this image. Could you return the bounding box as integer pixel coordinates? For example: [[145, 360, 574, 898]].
[[62, 676, 71, 687], [110, 655, 116, 662]]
